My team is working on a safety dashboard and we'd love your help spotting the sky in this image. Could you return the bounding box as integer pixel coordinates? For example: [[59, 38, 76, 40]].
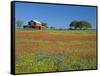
[[15, 2, 97, 29]]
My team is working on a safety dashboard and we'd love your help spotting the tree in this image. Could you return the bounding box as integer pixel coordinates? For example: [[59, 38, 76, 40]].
[[81, 21, 91, 29], [50, 26, 55, 29], [16, 20, 24, 28], [69, 20, 78, 29], [69, 20, 92, 30], [41, 22, 48, 28]]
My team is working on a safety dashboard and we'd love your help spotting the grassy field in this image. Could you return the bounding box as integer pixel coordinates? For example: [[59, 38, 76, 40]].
[[15, 29, 97, 74]]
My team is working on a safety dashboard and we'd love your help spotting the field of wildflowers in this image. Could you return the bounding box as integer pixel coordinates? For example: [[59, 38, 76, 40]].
[[15, 29, 97, 74]]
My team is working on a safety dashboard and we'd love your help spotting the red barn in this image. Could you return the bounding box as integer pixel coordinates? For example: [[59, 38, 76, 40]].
[[23, 20, 45, 30]]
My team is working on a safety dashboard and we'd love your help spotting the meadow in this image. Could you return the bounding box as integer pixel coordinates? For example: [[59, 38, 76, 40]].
[[15, 29, 97, 74]]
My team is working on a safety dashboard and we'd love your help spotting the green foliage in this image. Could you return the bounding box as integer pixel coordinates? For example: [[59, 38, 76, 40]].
[[16, 20, 24, 28], [69, 20, 78, 29], [69, 20, 92, 30], [41, 22, 48, 28], [50, 26, 55, 29]]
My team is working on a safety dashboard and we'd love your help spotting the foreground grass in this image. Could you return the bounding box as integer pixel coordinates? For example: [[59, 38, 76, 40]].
[[15, 29, 97, 74]]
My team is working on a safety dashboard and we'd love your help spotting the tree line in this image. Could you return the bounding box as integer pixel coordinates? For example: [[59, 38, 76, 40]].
[[16, 20, 92, 30]]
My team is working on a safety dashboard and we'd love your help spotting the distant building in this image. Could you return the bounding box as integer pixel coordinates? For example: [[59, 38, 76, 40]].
[[23, 20, 45, 30]]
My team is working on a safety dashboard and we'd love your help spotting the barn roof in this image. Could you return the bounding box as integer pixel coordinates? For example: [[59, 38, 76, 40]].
[[31, 20, 42, 24]]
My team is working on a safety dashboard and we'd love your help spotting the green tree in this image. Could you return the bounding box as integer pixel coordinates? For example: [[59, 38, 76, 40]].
[[50, 26, 55, 29], [16, 20, 24, 28], [80, 21, 91, 29], [41, 22, 48, 28], [69, 20, 78, 29], [69, 20, 91, 30]]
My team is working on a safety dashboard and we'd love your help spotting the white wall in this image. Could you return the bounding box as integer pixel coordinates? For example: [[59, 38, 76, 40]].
[[0, 0, 100, 76]]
